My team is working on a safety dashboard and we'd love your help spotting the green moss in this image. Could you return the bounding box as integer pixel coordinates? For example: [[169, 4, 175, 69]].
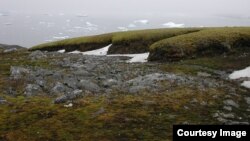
[[149, 27, 250, 61], [0, 86, 228, 141], [108, 28, 200, 54], [29, 33, 113, 52], [29, 28, 201, 54]]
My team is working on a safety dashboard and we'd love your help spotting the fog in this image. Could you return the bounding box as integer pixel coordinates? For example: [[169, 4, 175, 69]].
[[1, 0, 250, 47]]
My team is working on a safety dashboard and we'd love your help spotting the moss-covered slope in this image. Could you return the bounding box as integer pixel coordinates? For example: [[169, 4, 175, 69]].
[[29, 28, 201, 53], [149, 27, 250, 61]]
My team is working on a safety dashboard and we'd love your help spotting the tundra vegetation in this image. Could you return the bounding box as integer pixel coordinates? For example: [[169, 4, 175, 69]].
[[0, 27, 250, 141]]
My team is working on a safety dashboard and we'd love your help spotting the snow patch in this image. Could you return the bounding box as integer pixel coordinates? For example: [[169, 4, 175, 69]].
[[67, 44, 149, 63], [229, 66, 250, 89], [229, 66, 250, 79], [58, 49, 65, 53], [107, 53, 149, 63], [162, 22, 185, 28], [241, 81, 250, 89], [69, 50, 82, 54], [82, 44, 111, 55], [127, 53, 149, 63], [69, 44, 111, 56]]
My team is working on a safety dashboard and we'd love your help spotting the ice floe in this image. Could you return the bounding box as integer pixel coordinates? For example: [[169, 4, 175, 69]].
[[53, 36, 69, 40], [229, 66, 250, 89], [86, 22, 97, 27], [162, 22, 185, 28], [117, 27, 128, 31], [74, 26, 84, 29], [128, 24, 136, 28], [76, 13, 88, 17], [134, 20, 149, 24]]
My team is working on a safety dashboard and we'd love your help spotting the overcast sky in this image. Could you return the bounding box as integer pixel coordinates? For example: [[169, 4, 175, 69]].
[[1, 0, 250, 17], [1, 0, 250, 47]]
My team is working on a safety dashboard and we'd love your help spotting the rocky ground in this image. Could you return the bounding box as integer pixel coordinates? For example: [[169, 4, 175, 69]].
[[0, 49, 250, 140]]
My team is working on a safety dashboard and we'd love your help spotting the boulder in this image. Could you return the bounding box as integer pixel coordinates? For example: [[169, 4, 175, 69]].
[[10, 66, 30, 80], [24, 84, 42, 96], [52, 82, 66, 94], [29, 50, 47, 60], [223, 99, 239, 108], [77, 80, 101, 92]]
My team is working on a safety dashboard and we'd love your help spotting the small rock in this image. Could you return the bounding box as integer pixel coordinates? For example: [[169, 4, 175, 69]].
[[227, 121, 249, 125], [6, 87, 17, 96], [63, 76, 78, 89], [0, 97, 7, 104], [77, 80, 100, 92], [245, 97, 250, 105], [52, 82, 65, 93], [29, 50, 47, 60], [54, 89, 83, 104], [220, 113, 235, 119], [102, 79, 118, 88], [24, 84, 42, 96], [223, 99, 239, 108], [73, 69, 91, 77], [223, 106, 232, 111], [213, 113, 219, 118], [10, 66, 29, 80], [35, 79, 46, 87]]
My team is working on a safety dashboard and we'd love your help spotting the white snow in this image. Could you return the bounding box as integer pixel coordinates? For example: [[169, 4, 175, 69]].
[[162, 22, 185, 28], [69, 44, 111, 55], [126, 53, 149, 63], [241, 81, 250, 89], [134, 20, 149, 24], [67, 44, 149, 63], [58, 49, 65, 53], [229, 66, 250, 89], [69, 50, 82, 54], [107, 53, 149, 63], [82, 44, 111, 55], [229, 66, 250, 79]]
